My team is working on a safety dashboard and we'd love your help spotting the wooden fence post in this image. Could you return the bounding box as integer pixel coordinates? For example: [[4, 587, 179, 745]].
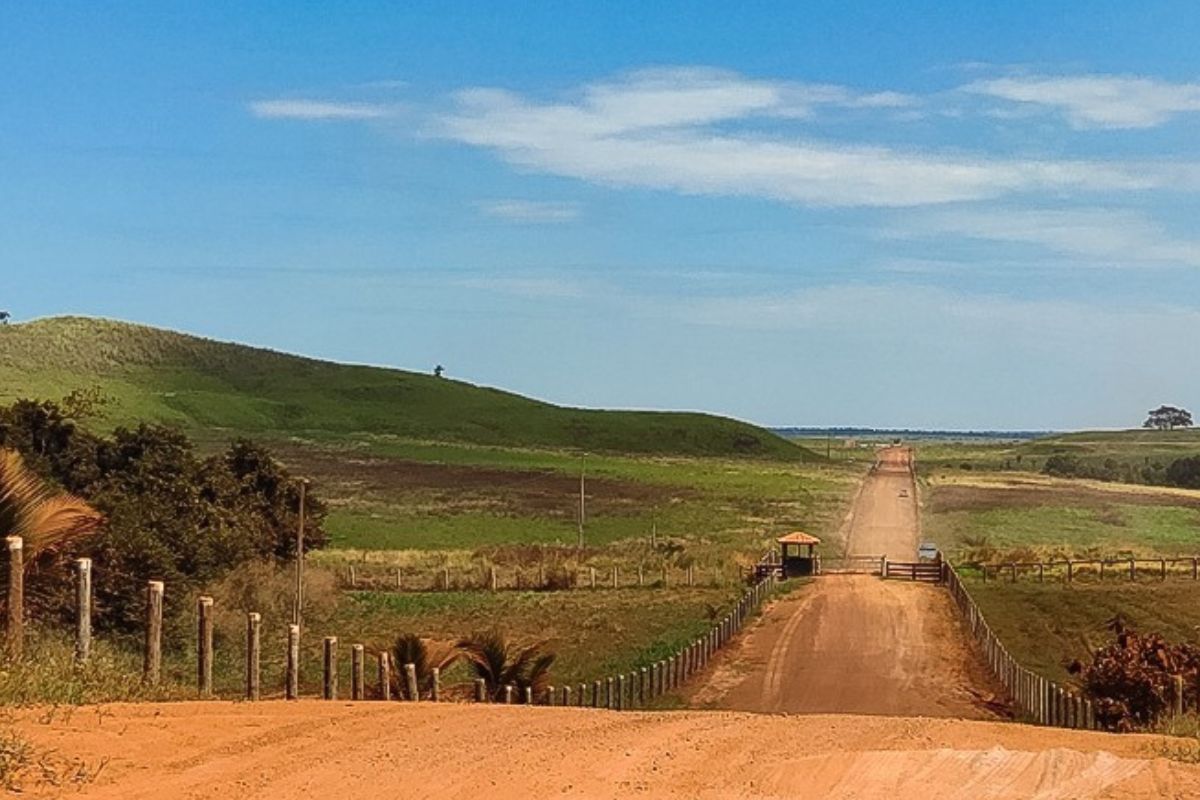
[[396, 568, 403, 590], [590, 568, 597, 589], [431, 667, 441, 701], [490, 567, 498, 591], [505, 684, 514, 704], [351, 644, 365, 700], [1193, 557, 1198, 581], [688, 565, 694, 586], [197, 596, 214, 697], [612, 566, 618, 589], [662, 565, 668, 587], [523, 686, 533, 705], [323, 636, 338, 700], [617, 674, 626, 710], [286, 623, 300, 700], [348, 564, 356, 588], [638, 565, 644, 587], [545, 684, 554, 706], [1009, 563, 1016, 582], [1066, 560, 1073, 583], [592, 680, 601, 707], [473, 677, 485, 703], [1161, 559, 1168, 581], [5, 537, 22, 659], [1037, 563, 1044, 583], [74, 557, 92, 663], [561, 685, 571, 706], [442, 567, 450, 591], [1129, 558, 1135, 581], [144, 580, 164, 685], [246, 612, 261, 700], [1174, 674, 1185, 717], [1099, 560, 1105, 581], [379, 652, 393, 701], [576, 683, 585, 706], [405, 662, 419, 701]]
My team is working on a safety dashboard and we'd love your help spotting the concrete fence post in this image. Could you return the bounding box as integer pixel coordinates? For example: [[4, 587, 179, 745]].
[[380, 653, 393, 701], [351, 644, 365, 700], [473, 677, 485, 703], [524, 686, 533, 705], [74, 557, 92, 663], [197, 596, 214, 697], [431, 667, 441, 701], [545, 685, 555, 706], [5, 537, 23, 660], [590, 568, 597, 589], [606, 677, 615, 708], [405, 662, 419, 701], [562, 685, 571, 706], [577, 683, 586, 706], [286, 623, 300, 699], [640, 667, 648, 704], [246, 612, 261, 700], [490, 567, 498, 591], [323, 636, 338, 700], [592, 680, 602, 707], [505, 684, 515, 704], [617, 674, 626, 710]]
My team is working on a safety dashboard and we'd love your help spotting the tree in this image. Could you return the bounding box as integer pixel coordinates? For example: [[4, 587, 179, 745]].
[[1143, 406, 1193, 431], [0, 311, 10, 325], [1165, 456, 1200, 489], [433, 365, 445, 378]]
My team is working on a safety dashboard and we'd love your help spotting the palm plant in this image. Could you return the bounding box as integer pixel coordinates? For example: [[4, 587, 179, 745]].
[[0, 449, 101, 565], [458, 630, 555, 703], [392, 633, 460, 699]]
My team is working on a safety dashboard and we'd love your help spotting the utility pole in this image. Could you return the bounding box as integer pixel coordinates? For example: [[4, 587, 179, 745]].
[[577, 454, 587, 548], [293, 478, 308, 629]]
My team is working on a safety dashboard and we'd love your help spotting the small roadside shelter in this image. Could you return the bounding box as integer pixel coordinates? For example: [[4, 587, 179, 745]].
[[776, 531, 821, 577]]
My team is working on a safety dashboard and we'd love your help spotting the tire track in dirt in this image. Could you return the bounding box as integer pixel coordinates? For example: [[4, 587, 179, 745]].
[[12, 702, 1198, 799]]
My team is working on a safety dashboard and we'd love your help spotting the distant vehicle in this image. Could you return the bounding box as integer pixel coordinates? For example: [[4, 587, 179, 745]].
[[918, 542, 939, 561]]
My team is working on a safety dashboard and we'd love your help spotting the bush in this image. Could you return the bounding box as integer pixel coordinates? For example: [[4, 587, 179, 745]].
[[0, 397, 328, 637], [1071, 617, 1200, 731], [1165, 457, 1200, 490]]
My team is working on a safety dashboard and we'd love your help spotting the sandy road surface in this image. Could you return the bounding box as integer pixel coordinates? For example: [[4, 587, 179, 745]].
[[14, 702, 1199, 799], [695, 447, 1003, 717]]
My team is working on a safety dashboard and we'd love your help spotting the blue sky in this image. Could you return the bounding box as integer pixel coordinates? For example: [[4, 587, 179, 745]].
[[3, 2, 1200, 430]]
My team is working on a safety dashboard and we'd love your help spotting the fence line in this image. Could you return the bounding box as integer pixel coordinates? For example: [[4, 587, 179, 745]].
[[335, 563, 741, 593], [979, 556, 1200, 584], [2, 533, 777, 708], [943, 560, 1096, 729]]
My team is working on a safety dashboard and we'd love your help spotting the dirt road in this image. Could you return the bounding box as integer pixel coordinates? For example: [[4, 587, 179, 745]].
[[694, 447, 1003, 717], [14, 702, 1199, 799]]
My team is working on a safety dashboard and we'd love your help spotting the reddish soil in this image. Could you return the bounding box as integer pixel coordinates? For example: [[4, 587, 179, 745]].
[[692, 447, 1006, 717], [14, 702, 1200, 799]]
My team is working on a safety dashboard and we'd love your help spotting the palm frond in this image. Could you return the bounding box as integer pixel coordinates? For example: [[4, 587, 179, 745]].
[[0, 449, 102, 563]]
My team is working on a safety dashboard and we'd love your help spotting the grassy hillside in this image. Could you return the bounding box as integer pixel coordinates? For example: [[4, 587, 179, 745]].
[[0, 316, 812, 460]]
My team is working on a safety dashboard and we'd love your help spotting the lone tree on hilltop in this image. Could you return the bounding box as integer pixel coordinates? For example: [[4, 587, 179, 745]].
[[1143, 405, 1193, 430], [433, 364, 444, 378], [0, 311, 10, 325]]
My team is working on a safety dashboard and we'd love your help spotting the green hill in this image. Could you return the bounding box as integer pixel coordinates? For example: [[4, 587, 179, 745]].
[[1017, 428, 1200, 459], [0, 316, 813, 460]]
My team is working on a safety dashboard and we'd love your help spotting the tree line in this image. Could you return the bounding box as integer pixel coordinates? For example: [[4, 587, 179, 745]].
[[0, 392, 327, 639]]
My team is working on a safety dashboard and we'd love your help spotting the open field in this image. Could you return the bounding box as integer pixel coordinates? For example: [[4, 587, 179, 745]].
[[922, 472, 1200, 561], [10, 702, 1200, 799]]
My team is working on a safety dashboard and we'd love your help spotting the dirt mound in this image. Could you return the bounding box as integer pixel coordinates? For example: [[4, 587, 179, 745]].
[[12, 702, 1198, 799]]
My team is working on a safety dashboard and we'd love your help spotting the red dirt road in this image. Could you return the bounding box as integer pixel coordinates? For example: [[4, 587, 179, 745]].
[[14, 702, 1200, 799], [693, 447, 1004, 717]]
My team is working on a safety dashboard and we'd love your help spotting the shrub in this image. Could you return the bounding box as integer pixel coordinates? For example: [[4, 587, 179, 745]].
[[1165, 457, 1200, 490], [1071, 617, 1200, 731], [458, 630, 555, 703]]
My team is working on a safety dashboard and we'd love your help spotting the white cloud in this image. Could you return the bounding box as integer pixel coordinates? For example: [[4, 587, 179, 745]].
[[248, 99, 393, 120], [438, 68, 1175, 208], [899, 208, 1200, 267], [477, 199, 581, 223], [964, 74, 1200, 129]]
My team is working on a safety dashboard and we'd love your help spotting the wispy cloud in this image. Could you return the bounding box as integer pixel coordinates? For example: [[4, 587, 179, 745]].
[[897, 208, 1200, 267], [248, 99, 393, 120], [438, 68, 1178, 208], [964, 74, 1200, 129], [455, 275, 590, 298], [477, 199, 581, 223]]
